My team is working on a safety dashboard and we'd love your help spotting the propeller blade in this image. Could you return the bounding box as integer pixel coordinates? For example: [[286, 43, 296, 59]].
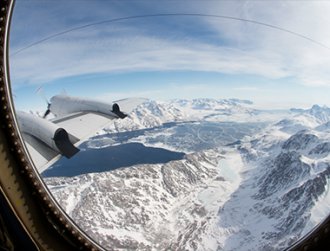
[[43, 109, 50, 118], [43, 102, 51, 118]]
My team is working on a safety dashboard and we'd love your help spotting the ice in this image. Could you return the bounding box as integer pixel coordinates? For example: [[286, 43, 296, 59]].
[[217, 151, 242, 183], [43, 99, 330, 250]]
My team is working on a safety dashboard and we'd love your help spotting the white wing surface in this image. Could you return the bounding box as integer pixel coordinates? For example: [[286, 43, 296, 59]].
[[114, 98, 148, 114], [17, 96, 147, 173], [52, 112, 114, 140], [23, 134, 61, 173]]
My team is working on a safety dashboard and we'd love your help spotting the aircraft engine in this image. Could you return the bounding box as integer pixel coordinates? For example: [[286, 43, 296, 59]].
[[16, 111, 79, 158], [49, 95, 126, 118]]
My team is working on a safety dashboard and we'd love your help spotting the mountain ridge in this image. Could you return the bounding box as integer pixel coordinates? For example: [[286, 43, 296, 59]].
[[43, 99, 330, 250]]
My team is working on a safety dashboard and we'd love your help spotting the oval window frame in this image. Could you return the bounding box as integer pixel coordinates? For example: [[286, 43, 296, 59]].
[[0, 0, 104, 250], [0, 0, 329, 250]]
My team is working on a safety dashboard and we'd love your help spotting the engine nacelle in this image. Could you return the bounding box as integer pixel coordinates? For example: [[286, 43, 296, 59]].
[[16, 111, 79, 158], [49, 95, 126, 118]]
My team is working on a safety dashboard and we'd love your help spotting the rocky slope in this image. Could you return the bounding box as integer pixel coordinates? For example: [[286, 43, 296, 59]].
[[45, 149, 226, 250], [43, 99, 330, 250]]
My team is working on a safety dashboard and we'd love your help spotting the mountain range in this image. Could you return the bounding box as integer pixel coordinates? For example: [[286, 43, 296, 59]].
[[43, 98, 330, 251]]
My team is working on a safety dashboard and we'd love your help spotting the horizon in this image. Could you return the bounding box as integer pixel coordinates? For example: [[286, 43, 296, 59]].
[[9, 0, 330, 112], [14, 94, 327, 114]]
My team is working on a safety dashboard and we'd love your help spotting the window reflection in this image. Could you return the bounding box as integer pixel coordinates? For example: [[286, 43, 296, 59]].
[[10, 1, 330, 250]]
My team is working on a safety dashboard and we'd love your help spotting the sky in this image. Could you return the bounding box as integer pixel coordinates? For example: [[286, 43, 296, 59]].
[[8, 0, 330, 111]]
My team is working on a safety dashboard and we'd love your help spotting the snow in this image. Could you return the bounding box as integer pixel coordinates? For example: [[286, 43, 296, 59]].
[[303, 176, 330, 236], [217, 151, 243, 183], [43, 99, 330, 251]]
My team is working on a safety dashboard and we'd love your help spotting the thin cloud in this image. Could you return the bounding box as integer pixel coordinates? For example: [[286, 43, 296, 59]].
[[9, 0, 330, 91], [233, 87, 260, 92], [10, 30, 290, 88]]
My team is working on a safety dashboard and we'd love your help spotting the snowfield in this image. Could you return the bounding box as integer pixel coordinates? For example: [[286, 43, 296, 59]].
[[43, 98, 330, 250]]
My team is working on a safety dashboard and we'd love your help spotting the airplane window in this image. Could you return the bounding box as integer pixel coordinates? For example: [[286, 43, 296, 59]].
[[9, 0, 330, 250]]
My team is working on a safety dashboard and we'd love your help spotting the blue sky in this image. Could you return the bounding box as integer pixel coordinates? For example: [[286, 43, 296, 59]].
[[9, 0, 330, 111]]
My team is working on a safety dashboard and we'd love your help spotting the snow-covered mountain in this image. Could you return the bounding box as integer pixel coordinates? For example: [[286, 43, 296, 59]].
[[43, 99, 330, 251], [275, 104, 330, 134], [98, 98, 283, 135], [45, 149, 226, 250], [227, 127, 330, 250], [290, 104, 330, 124]]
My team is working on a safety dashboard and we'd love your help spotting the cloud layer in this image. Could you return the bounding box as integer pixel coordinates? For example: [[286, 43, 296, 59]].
[[9, 1, 330, 91]]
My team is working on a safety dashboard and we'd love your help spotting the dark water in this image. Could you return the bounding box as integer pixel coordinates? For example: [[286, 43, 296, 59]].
[[42, 121, 266, 178], [42, 143, 185, 177]]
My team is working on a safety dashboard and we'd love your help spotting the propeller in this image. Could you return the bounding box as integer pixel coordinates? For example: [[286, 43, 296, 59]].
[[35, 85, 51, 118], [43, 102, 51, 118]]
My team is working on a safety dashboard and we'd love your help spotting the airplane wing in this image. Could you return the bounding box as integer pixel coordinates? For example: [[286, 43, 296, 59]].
[[18, 96, 147, 174], [52, 97, 148, 140]]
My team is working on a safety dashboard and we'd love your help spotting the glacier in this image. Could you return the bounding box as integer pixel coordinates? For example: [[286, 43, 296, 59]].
[[43, 98, 330, 250]]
